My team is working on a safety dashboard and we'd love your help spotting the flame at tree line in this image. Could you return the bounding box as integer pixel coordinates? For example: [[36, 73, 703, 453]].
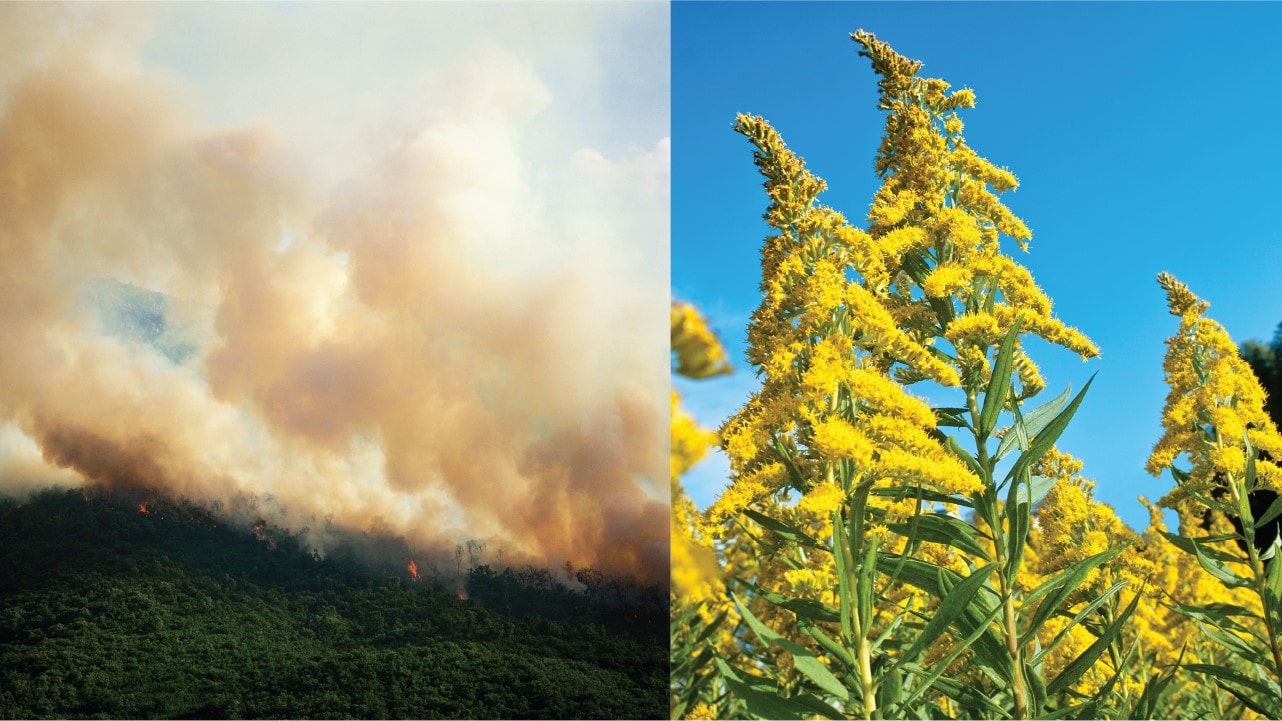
[[0, 3, 669, 584], [0, 487, 670, 719]]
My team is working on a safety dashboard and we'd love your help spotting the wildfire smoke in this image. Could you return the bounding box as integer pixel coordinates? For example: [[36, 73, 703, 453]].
[[0, 4, 669, 582]]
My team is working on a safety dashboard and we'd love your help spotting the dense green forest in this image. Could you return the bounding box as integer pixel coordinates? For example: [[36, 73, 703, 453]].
[[0, 487, 666, 719]]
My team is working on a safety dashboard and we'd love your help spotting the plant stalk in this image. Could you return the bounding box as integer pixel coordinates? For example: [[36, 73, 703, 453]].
[[970, 388, 1029, 720], [1228, 477, 1282, 685]]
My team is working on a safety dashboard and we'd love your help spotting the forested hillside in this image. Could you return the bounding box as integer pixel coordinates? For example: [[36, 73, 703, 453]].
[[0, 488, 666, 719]]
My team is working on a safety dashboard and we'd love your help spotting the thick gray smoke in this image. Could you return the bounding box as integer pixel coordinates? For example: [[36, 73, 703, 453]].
[[0, 4, 669, 582]]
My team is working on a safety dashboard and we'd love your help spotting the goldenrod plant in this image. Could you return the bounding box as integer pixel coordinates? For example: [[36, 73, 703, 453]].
[[671, 28, 1282, 720], [1145, 273, 1282, 718]]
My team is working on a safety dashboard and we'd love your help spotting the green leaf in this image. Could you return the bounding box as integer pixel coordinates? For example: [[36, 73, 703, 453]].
[[894, 564, 998, 670], [1257, 493, 1282, 532], [833, 509, 854, 642], [787, 694, 846, 721], [776, 636, 851, 701], [713, 656, 818, 720], [979, 318, 1023, 440], [1044, 581, 1142, 697], [1005, 468, 1031, 578], [1184, 535, 1252, 588], [944, 434, 985, 481], [877, 662, 903, 710], [1030, 580, 1127, 667], [1266, 548, 1282, 629], [1181, 663, 1282, 718], [1003, 373, 1095, 487], [935, 407, 972, 430], [693, 609, 730, 646], [732, 592, 782, 646], [757, 589, 841, 624], [1159, 531, 1246, 565], [886, 512, 992, 562], [856, 529, 878, 636], [1128, 645, 1186, 720], [1021, 542, 1130, 646], [743, 509, 826, 552], [1014, 474, 1058, 508], [801, 620, 855, 668], [1024, 660, 1047, 715], [995, 383, 1072, 462], [732, 594, 850, 702], [870, 485, 972, 508], [1196, 621, 1274, 667], [1168, 601, 1261, 635], [892, 603, 1008, 720], [875, 555, 1009, 680]]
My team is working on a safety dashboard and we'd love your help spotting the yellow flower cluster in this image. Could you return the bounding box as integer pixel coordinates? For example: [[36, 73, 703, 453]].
[[669, 301, 738, 626], [671, 391, 716, 481], [853, 30, 1098, 368], [703, 115, 983, 535], [672, 303, 733, 380], [1148, 273, 1282, 497]]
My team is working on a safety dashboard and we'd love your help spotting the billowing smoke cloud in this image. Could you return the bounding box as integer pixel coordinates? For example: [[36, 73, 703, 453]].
[[0, 4, 669, 582]]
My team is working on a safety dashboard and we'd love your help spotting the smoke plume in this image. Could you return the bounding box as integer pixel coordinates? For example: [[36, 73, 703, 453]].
[[0, 4, 669, 582]]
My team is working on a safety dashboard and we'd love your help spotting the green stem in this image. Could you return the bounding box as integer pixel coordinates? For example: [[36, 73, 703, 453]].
[[1228, 477, 1282, 686], [970, 386, 1029, 720]]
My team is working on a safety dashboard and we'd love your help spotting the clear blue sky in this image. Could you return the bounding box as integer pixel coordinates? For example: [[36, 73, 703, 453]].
[[672, 1, 1282, 532]]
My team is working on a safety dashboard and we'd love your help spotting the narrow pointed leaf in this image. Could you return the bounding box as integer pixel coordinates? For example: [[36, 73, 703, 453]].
[[892, 603, 1008, 719], [1181, 663, 1282, 718], [980, 319, 1023, 440], [1004, 373, 1095, 486], [894, 564, 998, 670], [713, 657, 812, 720], [1186, 535, 1252, 588], [886, 512, 992, 561], [870, 485, 973, 508], [733, 593, 850, 701], [875, 555, 1009, 679], [743, 509, 826, 551], [776, 636, 851, 701], [1030, 580, 1127, 666], [1257, 493, 1282, 531], [1022, 542, 1129, 646], [1015, 475, 1058, 508], [1045, 587, 1142, 696], [996, 383, 1072, 461], [935, 407, 972, 429], [757, 589, 841, 624]]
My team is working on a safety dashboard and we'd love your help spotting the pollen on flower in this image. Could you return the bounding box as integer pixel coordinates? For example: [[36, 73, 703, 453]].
[[922, 263, 973, 299], [798, 480, 846, 516]]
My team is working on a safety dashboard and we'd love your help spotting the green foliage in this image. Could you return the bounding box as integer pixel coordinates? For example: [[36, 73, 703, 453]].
[[0, 488, 666, 719]]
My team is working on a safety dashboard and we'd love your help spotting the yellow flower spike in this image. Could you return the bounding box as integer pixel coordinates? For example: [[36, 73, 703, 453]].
[[672, 303, 733, 380], [1150, 272, 1282, 494], [810, 416, 876, 467], [797, 480, 847, 516], [671, 392, 717, 481], [1012, 349, 1046, 398], [683, 703, 717, 721], [1157, 271, 1210, 317], [921, 262, 973, 299]]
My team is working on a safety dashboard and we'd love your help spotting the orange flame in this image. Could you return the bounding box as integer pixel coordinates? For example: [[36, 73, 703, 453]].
[[407, 559, 421, 582], [138, 501, 149, 514]]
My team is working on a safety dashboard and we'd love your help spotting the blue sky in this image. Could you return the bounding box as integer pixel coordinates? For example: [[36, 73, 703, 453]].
[[672, 1, 1282, 532]]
